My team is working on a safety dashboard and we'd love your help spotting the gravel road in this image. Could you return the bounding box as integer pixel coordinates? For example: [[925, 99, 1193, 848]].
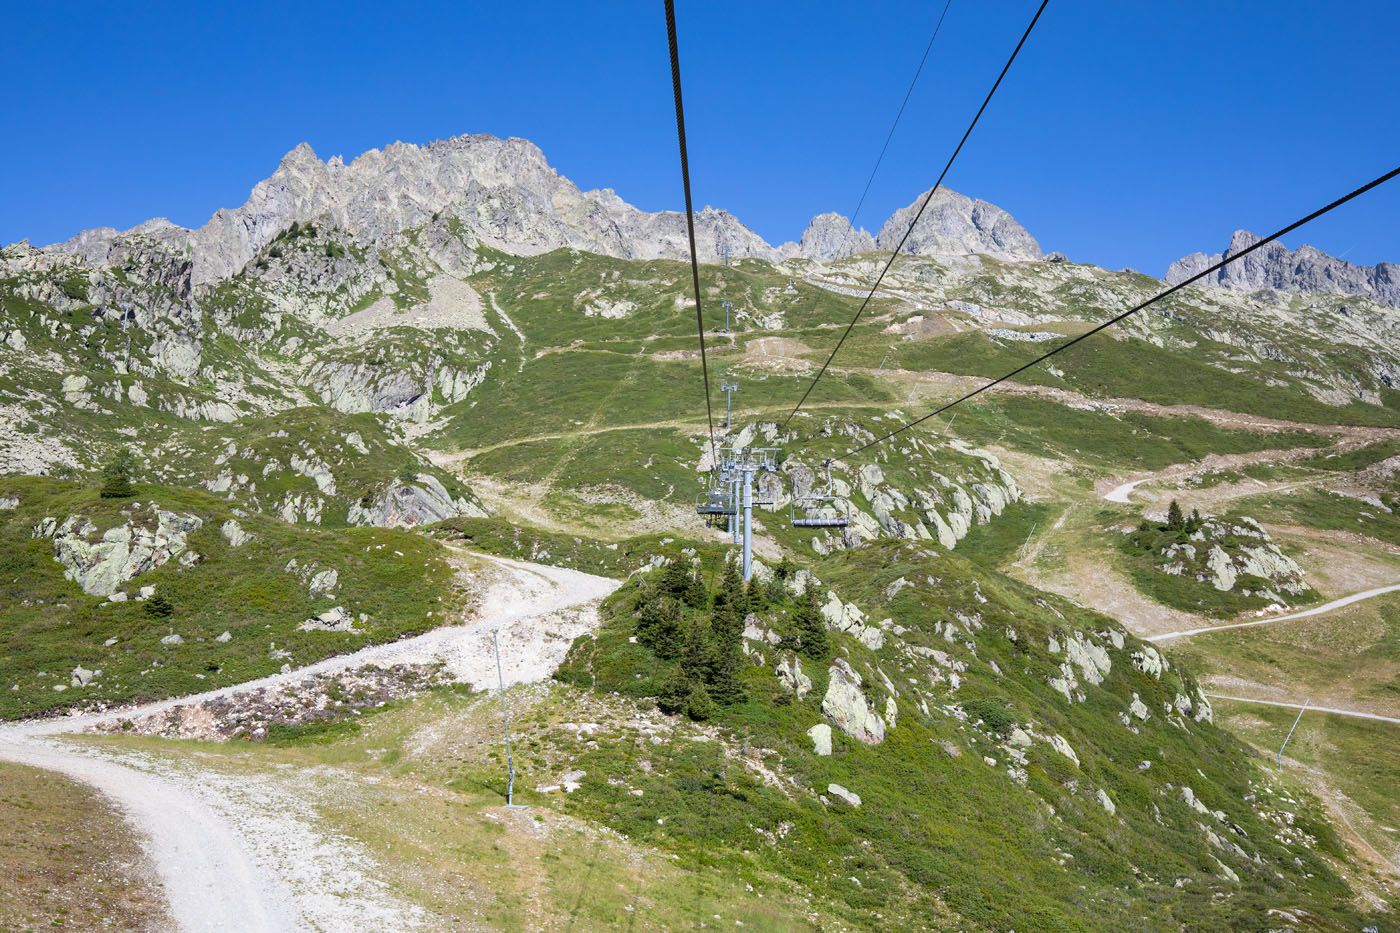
[[0, 551, 619, 932]]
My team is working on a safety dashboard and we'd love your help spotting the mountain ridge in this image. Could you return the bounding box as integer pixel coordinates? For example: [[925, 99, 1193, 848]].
[[41, 133, 1044, 284], [1168, 228, 1400, 309]]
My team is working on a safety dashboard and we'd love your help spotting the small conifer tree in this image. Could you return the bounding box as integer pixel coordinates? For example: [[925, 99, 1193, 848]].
[[100, 449, 136, 499], [794, 589, 829, 660], [682, 681, 715, 721]]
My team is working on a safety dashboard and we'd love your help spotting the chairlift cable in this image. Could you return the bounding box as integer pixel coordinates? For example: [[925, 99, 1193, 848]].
[[843, 163, 1400, 457], [782, 0, 1050, 428], [664, 0, 718, 457]]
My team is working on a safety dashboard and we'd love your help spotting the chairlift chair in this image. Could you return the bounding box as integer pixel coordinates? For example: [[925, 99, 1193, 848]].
[[696, 468, 737, 517], [696, 485, 735, 516], [790, 459, 851, 529]]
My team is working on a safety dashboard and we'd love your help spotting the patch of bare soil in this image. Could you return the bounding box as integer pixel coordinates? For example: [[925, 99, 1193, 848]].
[[1283, 757, 1400, 896], [1269, 530, 1400, 598], [738, 336, 816, 374], [1035, 549, 1203, 638]]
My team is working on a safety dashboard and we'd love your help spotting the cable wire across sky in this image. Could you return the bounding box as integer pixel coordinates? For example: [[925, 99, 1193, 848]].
[[782, 0, 1050, 429], [844, 0, 956, 235], [843, 163, 1400, 457], [664, 0, 717, 456]]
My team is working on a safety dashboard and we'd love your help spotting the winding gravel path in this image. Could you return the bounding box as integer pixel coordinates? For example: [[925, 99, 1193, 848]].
[[1208, 694, 1400, 726], [0, 551, 619, 932], [1147, 582, 1400, 642]]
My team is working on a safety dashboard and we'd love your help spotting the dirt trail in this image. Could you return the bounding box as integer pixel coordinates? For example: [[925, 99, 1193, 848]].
[[1209, 694, 1400, 726], [1095, 438, 1376, 506], [1148, 583, 1400, 643], [0, 552, 620, 933]]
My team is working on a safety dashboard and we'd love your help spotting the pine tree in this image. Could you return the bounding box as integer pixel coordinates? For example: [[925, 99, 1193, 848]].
[[99, 449, 135, 499], [711, 561, 746, 651], [636, 593, 683, 659], [745, 577, 767, 612], [657, 665, 691, 716], [680, 618, 714, 685], [660, 559, 691, 598], [1189, 508, 1202, 533], [793, 589, 829, 660], [1166, 500, 1185, 531], [682, 681, 715, 721], [684, 566, 708, 609], [705, 632, 746, 705], [143, 593, 174, 618]]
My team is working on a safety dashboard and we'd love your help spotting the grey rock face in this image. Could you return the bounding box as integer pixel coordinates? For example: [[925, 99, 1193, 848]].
[[876, 187, 1042, 262], [797, 212, 876, 261], [44, 135, 1046, 285], [347, 474, 487, 528], [50, 136, 780, 285], [1167, 229, 1400, 308], [821, 658, 886, 745], [34, 508, 203, 596]]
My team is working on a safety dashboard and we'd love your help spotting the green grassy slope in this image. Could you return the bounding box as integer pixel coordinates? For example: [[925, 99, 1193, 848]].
[[553, 541, 1381, 931], [0, 476, 463, 719]]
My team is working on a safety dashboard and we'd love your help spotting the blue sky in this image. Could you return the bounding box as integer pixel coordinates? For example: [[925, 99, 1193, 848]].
[[3, 1, 1397, 275]]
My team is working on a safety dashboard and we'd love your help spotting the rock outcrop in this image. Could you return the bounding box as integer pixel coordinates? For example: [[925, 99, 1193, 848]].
[[347, 475, 486, 528], [797, 212, 876, 261], [1167, 229, 1400, 309], [875, 187, 1042, 262], [44, 134, 1045, 285], [34, 507, 203, 596], [49, 136, 781, 284], [821, 658, 886, 745]]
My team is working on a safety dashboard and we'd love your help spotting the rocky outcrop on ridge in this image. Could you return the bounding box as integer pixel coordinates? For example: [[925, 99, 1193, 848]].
[[347, 475, 487, 529], [48, 137, 782, 284], [797, 212, 876, 261], [1167, 229, 1400, 308]]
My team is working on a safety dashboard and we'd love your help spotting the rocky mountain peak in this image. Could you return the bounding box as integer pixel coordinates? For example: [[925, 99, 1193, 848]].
[[40, 133, 1047, 284], [797, 212, 876, 261], [876, 187, 1043, 262], [1167, 229, 1400, 309]]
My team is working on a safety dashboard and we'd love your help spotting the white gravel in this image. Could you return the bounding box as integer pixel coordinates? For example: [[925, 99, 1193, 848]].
[[0, 551, 620, 932]]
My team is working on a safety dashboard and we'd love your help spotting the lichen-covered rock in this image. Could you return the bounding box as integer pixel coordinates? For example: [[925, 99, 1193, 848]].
[[34, 507, 203, 596], [827, 783, 861, 807], [822, 658, 886, 745], [776, 654, 812, 699], [1049, 734, 1080, 767], [807, 723, 832, 756], [220, 519, 253, 547], [299, 606, 357, 632]]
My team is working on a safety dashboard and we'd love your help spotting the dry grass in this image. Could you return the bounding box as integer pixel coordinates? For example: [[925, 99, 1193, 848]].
[[0, 761, 172, 931]]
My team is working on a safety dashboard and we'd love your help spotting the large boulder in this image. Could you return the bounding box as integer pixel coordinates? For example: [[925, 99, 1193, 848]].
[[34, 507, 203, 596], [821, 658, 886, 745]]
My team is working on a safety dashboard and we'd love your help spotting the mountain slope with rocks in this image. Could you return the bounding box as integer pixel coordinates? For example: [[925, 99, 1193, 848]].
[[2, 130, 1397, 929]]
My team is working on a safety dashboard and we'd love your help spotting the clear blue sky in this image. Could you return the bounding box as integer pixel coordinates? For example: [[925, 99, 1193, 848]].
[[3, 1, 1397, 275]]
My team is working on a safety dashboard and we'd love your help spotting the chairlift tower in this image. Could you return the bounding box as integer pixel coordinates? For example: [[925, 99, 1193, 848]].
[[719, 241, 731, 268], [491, 631, 527, 808], [735, 447, 779, 581], [720, 300, 733, 335], [720, 380, 739, 429]]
